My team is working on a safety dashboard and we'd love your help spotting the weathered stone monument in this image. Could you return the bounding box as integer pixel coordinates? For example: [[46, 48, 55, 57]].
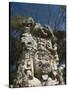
[[12, 17, 64, 87]]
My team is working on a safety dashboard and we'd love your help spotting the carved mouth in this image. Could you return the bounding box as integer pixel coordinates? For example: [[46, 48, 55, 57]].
[[22, 46, 32, 51]]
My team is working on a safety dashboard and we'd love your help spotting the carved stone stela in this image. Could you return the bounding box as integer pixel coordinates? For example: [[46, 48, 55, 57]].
[[10, 17, 64, 87]]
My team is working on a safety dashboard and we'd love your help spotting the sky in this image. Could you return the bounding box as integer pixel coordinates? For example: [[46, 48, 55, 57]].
[[9, 2, 66, 31]]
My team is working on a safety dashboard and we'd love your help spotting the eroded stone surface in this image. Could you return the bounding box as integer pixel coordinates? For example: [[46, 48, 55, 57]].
[[12, 17, 64, 87]]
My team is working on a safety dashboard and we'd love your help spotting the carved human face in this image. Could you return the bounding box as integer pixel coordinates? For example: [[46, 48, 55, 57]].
[[37, 38, 46, 50], [41, 63, 51, 74], [21, 33, 37, 50], [35, 50, 52, 74]]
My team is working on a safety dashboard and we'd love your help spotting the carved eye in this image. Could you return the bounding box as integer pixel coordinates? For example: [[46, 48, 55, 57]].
[[42, 44, 44, 46], [22, 35, 26, 37], [48, 45, 50, 47], [54, 56, 56, 59], [28, 42, 32, 44], [22, 42, 25, 46]]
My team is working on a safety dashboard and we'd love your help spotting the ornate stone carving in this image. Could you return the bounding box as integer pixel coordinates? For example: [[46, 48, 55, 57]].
[[12, 17, 64, 87]]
